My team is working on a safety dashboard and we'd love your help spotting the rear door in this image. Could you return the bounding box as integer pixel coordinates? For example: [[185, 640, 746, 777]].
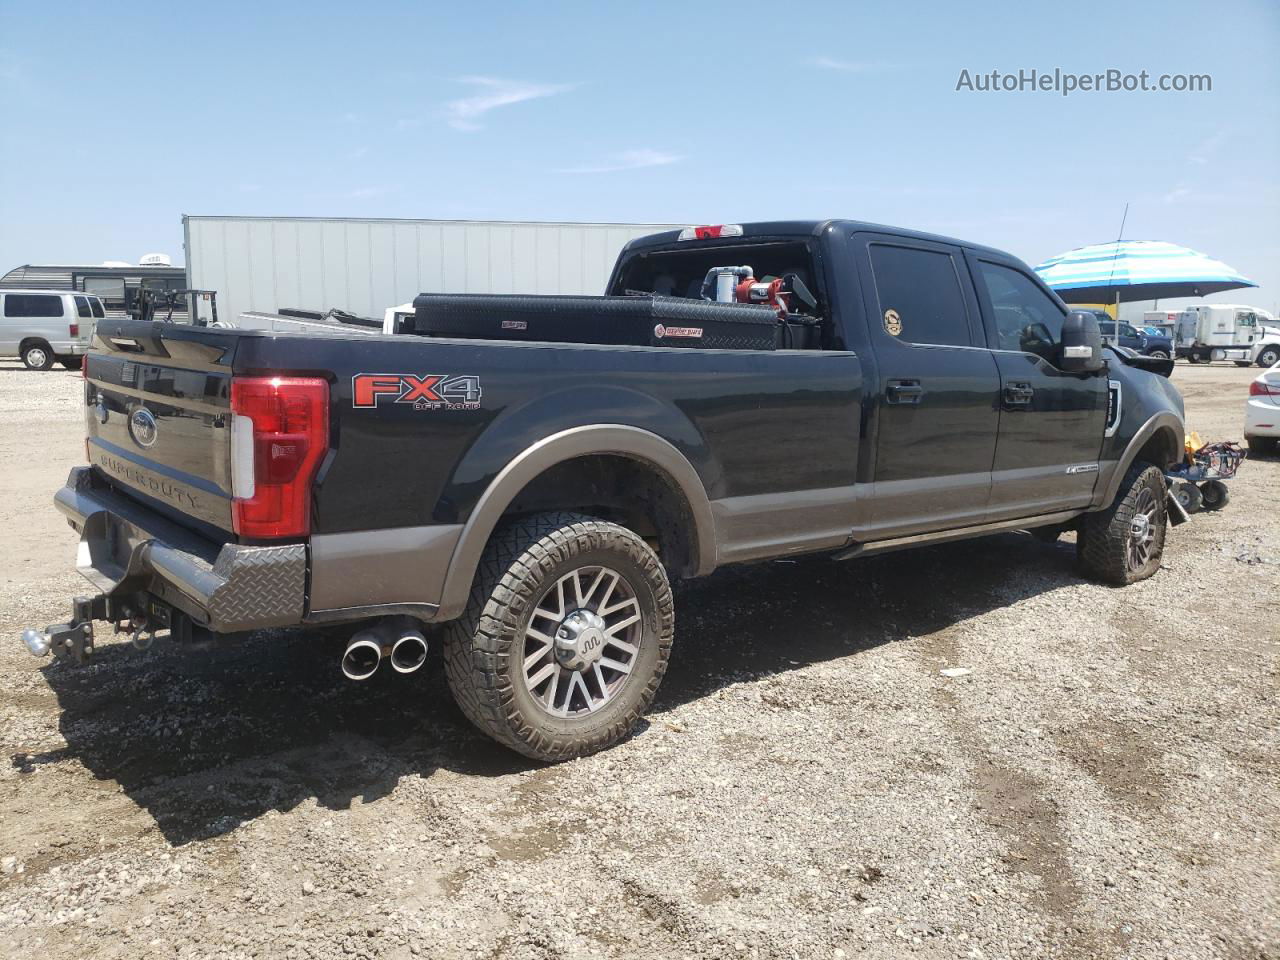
[[852, 233, 1001, 537], [968, 255, 1108, 520]]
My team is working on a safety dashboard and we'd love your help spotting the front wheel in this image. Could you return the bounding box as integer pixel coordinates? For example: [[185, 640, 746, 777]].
[[1148, 351, 1170, 360], [1078, 463, 1168, 585], [443, 512, 674, 761], [1258, 347, 1280, 368]]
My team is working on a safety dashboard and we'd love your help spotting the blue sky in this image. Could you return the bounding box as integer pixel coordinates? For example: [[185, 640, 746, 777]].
[[2, 0, 1277, 316]]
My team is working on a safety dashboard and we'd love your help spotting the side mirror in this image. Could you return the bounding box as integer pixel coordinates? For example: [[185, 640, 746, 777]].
[[1060, 310, 1105, 373]]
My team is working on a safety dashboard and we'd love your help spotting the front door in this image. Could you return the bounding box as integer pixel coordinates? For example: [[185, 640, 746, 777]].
[[855, 235, 1002, 538], [968, 256, 1109, 520]]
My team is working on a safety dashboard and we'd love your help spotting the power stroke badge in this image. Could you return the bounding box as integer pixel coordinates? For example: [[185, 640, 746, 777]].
[[351, 374, 482, 410]]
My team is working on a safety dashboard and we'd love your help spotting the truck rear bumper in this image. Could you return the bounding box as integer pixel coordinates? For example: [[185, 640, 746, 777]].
[[54, 466, 306, 633]]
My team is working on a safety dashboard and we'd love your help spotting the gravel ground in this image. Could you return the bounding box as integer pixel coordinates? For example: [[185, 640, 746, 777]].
[[0, 358, 1276, 960]]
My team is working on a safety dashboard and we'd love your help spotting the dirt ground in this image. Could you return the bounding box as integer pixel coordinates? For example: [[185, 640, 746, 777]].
[[0, 359, 1276, 960]]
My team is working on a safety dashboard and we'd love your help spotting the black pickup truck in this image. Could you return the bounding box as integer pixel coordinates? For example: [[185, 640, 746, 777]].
[[25, 220, 1186, 761]]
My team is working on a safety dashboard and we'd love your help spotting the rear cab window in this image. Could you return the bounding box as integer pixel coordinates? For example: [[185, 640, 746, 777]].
[[867, 243, 974, 347], [74, 295, 93, 318], [89, 297, 105, 319]]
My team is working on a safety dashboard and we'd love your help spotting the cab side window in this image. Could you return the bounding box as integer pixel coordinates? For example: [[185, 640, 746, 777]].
[[975, 261, 1065, 362], [868, 244, 972, 347]]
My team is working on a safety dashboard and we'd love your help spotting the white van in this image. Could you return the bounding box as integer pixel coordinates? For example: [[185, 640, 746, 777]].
[[0, 289, 102, 370]]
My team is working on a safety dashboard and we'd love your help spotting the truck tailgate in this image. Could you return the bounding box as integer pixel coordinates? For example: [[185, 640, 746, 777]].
[[84, 322, 241, 535]]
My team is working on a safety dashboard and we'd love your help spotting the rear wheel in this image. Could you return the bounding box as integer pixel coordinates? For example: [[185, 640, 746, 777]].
[[1078, 463, 1168, 585], [1247, 436, 1278, 455], [1199, 479, 1229, 511], [443, 512, 674, 761], [20, 341, 54, 371]]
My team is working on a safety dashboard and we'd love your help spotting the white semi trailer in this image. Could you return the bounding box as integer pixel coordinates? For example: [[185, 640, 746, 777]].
[[1176, 304, 1260, 363]]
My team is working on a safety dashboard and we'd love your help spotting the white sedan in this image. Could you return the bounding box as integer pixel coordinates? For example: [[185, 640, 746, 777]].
[[1245, 360, 1280, 454]]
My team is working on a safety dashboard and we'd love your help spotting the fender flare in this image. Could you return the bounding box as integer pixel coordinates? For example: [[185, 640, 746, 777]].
[[432, 424, 717, 621], [1095, 411, 1183, 508]]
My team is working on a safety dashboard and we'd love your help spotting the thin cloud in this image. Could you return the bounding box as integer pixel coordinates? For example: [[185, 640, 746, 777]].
[[812, 55, 880, 72], [1189, 127, 1227, 165], [557, 149, 682, 174], [1163, 185, 1192, 204], [445, 76, 573, 131]]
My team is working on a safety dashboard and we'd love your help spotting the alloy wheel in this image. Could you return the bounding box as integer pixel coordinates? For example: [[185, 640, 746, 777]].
[[521, 565, 642, 718], [1126, 487, 1159, 571]]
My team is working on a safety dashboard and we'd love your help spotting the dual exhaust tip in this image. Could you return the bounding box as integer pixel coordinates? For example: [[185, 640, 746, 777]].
[[341, 620, 428, 681]]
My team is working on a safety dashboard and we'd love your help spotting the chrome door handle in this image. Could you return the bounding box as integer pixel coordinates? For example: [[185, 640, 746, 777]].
[[1003, 382, 1034, 407], [886, 380, 924, 405]]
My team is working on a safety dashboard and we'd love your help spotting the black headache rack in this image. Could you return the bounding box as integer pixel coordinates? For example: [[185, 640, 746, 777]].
[[409, 294, 820, 350]]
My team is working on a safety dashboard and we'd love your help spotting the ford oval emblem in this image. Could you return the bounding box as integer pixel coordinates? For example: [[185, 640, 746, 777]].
[[128, 407, 158, 449]]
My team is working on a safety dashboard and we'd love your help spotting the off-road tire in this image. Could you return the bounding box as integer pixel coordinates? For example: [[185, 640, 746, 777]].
[[1077, 463, 1167, 585], [443, 512, 674, 761], [1198, 479, 1230, 511], [1247, 436, 1277, 455], [21, 341, 54, 371]]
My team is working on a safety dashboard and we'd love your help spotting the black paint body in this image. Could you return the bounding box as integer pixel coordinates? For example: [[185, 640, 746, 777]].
[[82, 220, 1185, 567]]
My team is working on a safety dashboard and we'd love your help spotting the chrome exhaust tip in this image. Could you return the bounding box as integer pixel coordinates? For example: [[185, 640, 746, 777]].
[[389, 629, 428, 675], [341, 632, 384, 681]]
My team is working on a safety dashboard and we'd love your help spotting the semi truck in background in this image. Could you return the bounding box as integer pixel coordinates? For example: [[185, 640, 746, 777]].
[[1175, 304, 1261, 364]]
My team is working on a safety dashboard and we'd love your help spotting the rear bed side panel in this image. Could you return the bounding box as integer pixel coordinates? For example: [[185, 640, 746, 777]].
[[233, 331, 862, 620], [232, 333, 863, 533]]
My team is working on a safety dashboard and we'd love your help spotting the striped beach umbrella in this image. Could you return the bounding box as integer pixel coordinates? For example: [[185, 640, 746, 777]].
[[1034, 240, 1255, 304]]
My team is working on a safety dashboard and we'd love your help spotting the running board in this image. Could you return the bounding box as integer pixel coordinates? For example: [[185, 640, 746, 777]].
[[833, 510, 1083, 561]]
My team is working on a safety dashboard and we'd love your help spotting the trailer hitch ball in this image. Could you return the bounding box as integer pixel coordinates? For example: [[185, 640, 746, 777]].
[[22, 628, 51, 658]]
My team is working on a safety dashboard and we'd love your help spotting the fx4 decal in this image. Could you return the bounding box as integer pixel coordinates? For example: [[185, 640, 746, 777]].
[[352, 373, 482, 411]]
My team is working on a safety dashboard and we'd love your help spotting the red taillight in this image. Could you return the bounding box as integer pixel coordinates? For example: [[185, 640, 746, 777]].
[[69, 323, 79, 336], [229, 376, 329, 539], [1250, 380, 1279, 396]]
